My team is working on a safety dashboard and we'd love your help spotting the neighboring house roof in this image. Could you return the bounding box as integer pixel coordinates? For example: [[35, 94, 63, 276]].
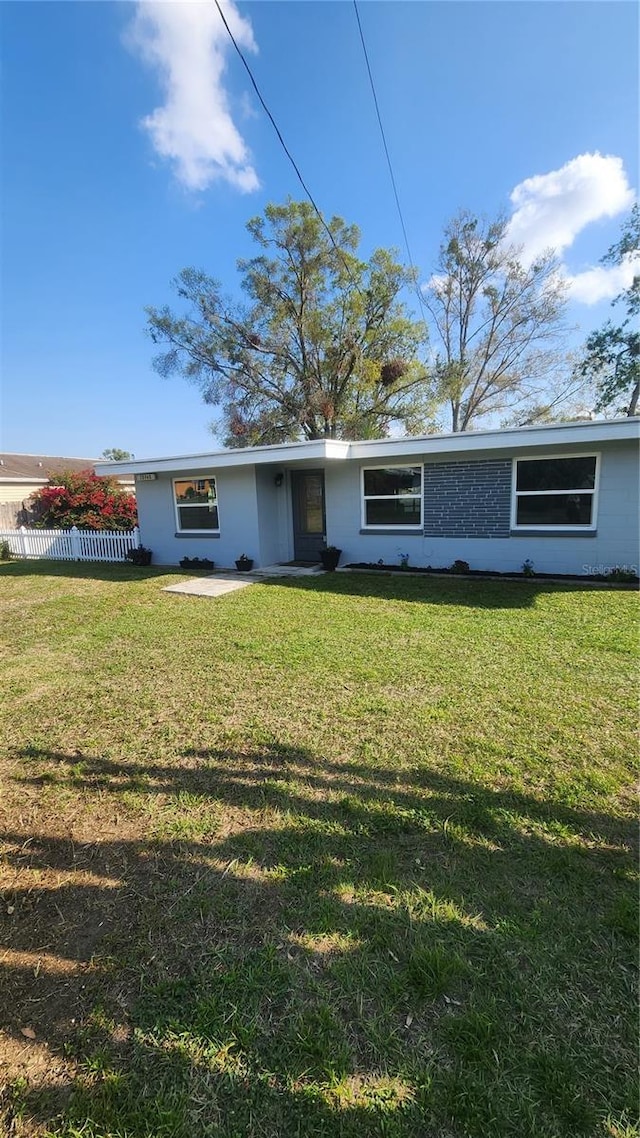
[[0, 454, 135, 495], [0, 453, 97, 482], [93, 418, 640, 478]]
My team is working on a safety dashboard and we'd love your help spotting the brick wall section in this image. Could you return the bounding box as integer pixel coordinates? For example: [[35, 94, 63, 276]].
[[423, 459, 512, 538]]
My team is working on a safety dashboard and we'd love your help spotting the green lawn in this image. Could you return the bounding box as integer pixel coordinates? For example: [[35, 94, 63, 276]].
[[0, 562, 637, 1138]]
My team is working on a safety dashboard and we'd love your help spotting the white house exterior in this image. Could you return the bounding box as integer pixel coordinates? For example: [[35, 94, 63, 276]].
[[94, 419, 640, 577]]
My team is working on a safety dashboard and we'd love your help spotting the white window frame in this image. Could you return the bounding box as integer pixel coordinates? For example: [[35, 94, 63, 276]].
[[361, 463, 423, 529], [173, 475, 220, 534], [511, 453, 600, 531]]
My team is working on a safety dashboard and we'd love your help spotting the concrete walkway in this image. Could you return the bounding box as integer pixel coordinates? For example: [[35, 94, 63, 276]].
[[249, 563, 323, 578], [163, 574, 254, 598], [163, 563, 324, 598]]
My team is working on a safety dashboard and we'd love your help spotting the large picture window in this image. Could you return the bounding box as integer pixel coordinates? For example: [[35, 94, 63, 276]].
[[174, 477, 219, 532], [512, 455, 598, 529], [362, 465, 422, 527]]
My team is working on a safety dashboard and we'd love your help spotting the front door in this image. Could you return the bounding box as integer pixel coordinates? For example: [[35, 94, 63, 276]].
[[291, 469, 326, 561]]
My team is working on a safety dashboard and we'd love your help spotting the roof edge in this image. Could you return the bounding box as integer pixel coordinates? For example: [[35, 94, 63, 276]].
[[93, 418, 639, 476]]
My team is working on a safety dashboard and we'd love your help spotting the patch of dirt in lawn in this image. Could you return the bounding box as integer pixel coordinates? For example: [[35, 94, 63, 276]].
[[0, 771, 143, 1076], [0, 749, 302, 1097], [0, 752, 251, 1125]]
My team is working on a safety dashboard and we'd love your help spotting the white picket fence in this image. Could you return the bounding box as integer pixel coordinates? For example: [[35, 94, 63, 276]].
[[0, 525, 140, 562]]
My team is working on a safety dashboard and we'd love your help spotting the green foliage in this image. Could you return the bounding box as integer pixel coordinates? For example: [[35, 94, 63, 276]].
[[0, 539, 11, 561], [595, 566, 638, 584], [30, 469, 137, 530], [606, 894, 638, 938], [146, 199, 433, 446], [449, 559, 470, 574], [403, 945, 467, 998], [577, 204, 639, 416], [425, 211, 569, 430], [440, 1007, 499, 1062], [101, 447, 133, 461], [179, 556, 215, 571]]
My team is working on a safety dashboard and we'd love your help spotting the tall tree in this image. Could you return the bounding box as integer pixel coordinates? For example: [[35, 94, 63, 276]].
[[577, 204, 639, 417], [146, 200, 432, 446], [425, 211, 568, 431]]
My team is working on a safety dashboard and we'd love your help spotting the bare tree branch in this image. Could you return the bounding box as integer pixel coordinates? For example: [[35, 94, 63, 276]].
[[425, 211, 569, 431]]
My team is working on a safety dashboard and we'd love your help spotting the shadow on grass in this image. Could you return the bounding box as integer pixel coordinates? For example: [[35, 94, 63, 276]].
[[4, 558, 634, 608], [0, 560, 184, 584], [259, 570, 634, 610], [15, 744, 636, 852], [2, 744, 637, 1137], [2, 560, 636, 623]]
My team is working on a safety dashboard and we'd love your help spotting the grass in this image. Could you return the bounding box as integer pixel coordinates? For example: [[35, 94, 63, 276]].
[[0, 560, 637, 1138]]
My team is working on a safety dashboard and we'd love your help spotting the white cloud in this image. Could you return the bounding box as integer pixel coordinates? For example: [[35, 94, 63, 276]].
[[505, 153, 634, 266], [126, 0, 259, 193], [566, 252, 639, 305], [503, 153, 636, 305], [425, 272, 448, 296]]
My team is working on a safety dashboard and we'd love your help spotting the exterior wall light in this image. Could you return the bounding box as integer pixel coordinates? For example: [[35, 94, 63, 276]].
[[274, 472, 284, 487]]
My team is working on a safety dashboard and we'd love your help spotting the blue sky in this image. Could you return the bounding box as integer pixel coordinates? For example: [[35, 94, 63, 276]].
[[1, 1, 637, 459]]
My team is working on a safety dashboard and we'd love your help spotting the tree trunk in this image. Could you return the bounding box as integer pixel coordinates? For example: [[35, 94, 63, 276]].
[[628, 377, 639, 416]]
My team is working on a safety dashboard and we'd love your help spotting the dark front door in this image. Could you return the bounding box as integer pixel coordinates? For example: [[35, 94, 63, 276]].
[[291, 469, 326, 561]]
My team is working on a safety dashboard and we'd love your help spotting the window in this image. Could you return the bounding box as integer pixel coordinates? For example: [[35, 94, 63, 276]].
[[512, 455, 598, 529], [362, 465, 422, 527], [174, 477, 219, 532]]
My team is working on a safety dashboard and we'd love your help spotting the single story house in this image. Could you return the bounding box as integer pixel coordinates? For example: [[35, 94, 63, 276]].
[[94, 418, 639, 577]]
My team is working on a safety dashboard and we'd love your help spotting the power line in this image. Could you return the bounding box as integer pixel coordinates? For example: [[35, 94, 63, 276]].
[[213, 0, 364, 298], [352, 0, 429, 327]]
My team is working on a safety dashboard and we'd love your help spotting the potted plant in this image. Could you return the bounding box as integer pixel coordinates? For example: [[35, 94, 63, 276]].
[[125, 545, 152, 566], [235, 553, 254, 572], [180, 556, 215, 570], [320, 545, 341, 571]]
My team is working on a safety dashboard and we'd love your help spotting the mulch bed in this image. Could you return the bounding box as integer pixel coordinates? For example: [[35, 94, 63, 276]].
[[344, 562, 639, 585]]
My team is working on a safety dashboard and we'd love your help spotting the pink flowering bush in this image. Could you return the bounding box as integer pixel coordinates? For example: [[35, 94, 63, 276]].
[[30, 470, 137, 530]]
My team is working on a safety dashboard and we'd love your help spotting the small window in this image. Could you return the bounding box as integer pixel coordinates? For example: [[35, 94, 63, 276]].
[[513, 455, 598, 529], [362, 465, 422, 527], [174, 477, 219, 532]]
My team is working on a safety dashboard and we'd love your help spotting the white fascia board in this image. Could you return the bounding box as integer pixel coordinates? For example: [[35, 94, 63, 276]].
[[93, 439, 350, 478], [0, 476, 49, 484], [93, 418, 638, 478], [348, 418, 640, 461]]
